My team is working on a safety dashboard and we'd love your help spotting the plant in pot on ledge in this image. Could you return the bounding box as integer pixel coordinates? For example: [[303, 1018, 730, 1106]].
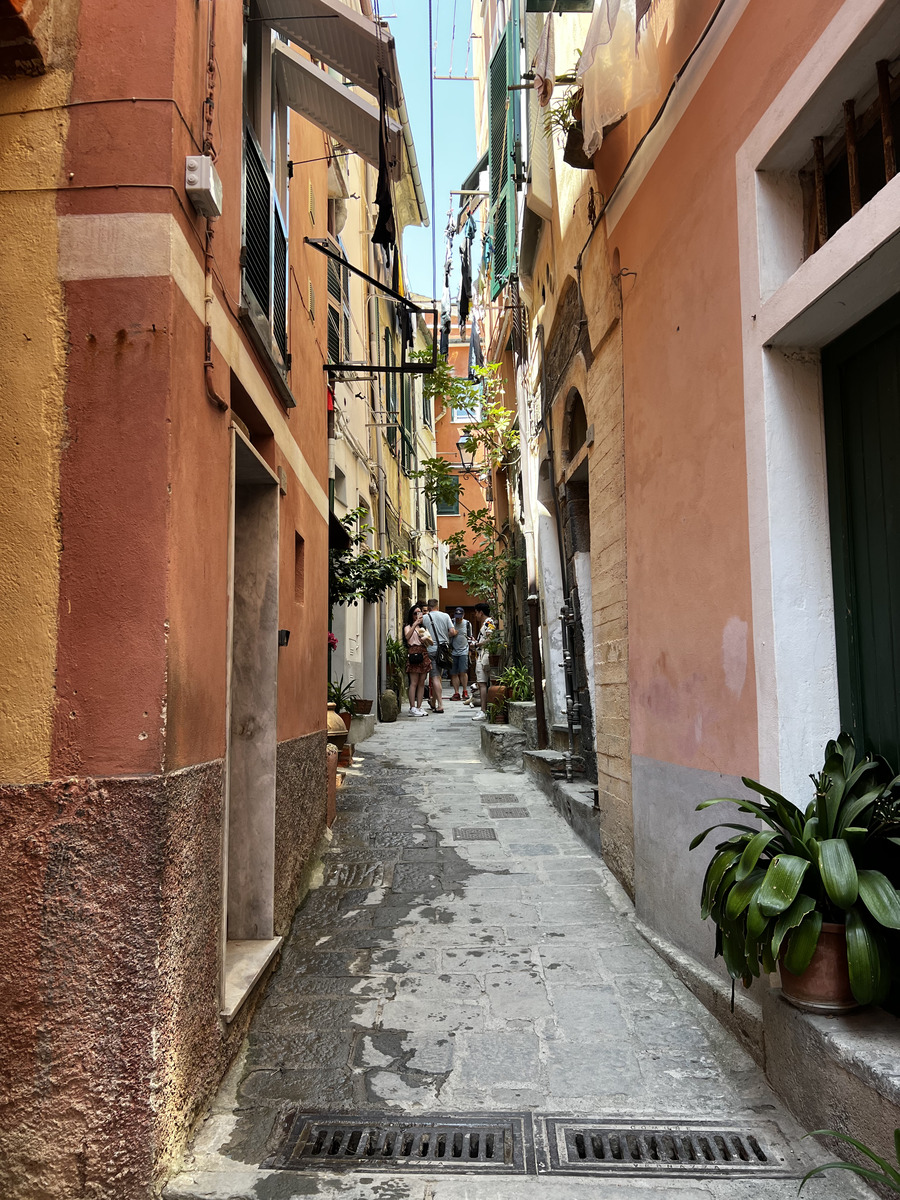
[[691, 732, 900, 1012]]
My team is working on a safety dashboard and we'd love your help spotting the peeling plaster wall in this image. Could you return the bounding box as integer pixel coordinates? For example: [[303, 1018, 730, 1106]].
[[0, 0, 78, 783]]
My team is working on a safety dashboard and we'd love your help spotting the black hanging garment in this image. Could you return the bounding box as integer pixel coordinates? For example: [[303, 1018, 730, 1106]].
[[371, 68, 396, 249], [468, 320, 483, 381]]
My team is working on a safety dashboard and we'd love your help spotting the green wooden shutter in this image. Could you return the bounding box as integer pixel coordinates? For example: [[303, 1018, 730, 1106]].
[[488, 10, 520, 299]]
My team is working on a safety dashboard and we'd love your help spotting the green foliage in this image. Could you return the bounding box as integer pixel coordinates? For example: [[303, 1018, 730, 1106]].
[[409, 348, 481, 415], [445, 508, 523, 617], [545, 83, 583, 140], [800, 1128, 900, 1193], [486, 700, 506, 723], [457, 365, 519, 472], [415, 455, 461, 510], [329, 507, 416, 609], [497, 664, 534, 702], [386, 635, 408, 695], [327, 675, 359, 714], [692, 733, 900, 1004]]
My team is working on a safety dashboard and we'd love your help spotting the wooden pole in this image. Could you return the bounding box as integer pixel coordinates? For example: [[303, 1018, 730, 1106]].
[[813, 136, 828, 248], [844, 99, 861, 215], [877, 60, 896, 182]]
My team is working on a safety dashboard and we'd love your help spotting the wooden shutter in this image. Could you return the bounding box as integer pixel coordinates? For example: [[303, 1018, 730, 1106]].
[[488, 9, 520, 299]]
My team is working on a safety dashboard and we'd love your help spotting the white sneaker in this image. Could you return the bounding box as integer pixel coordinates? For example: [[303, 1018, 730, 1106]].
[[412, 707, 426, 716], [471, 711, 486, 721]]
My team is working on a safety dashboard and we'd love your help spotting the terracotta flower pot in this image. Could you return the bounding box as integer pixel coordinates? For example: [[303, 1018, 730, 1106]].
[[486, 684, 510, 723], [340, 710, 352, 732], [779, 921, 859, 1014], [326, 702, 348, 752], [353, 699, 373, 715]]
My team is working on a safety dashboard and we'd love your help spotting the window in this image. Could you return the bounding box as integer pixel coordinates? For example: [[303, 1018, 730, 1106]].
[[487, 5, 520, 298], [436, 481, 460, 515], [294, 532, 305, 605], [802, 62, 899, 258], [326, 241, 350, 364], [242, 22, 289, 369], [384, 331, 398, 454], [452, 400, 480, 423], [421, 376, 432, 428], [400, 374, 414, 474], [424, 499, 436, 532]]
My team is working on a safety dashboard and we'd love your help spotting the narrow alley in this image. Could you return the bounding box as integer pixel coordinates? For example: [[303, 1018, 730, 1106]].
[[166, 712, 871, 1200]]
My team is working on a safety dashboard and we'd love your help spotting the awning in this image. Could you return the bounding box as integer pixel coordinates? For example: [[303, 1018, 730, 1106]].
[[255, 0, 400, 103], [274, 41, 402, 171]]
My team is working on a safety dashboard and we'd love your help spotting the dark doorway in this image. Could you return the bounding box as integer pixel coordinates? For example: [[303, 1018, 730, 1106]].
[[823, 294, 900, 766]]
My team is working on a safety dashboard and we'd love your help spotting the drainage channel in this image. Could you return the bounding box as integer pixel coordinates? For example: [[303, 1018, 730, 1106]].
[[265, 1114, 805, 1178], [264, 1113, 535, 1174]]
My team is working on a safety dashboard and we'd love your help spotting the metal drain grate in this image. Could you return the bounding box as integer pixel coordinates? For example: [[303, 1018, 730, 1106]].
[[454, 827, 498, 841], [265, 1113, 534, 1174], [544, 1120, 798, 1176], [488, 807, 530, 819], [480, 793, 519, 803]]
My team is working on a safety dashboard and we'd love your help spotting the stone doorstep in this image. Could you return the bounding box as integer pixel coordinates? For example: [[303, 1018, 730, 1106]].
[[348, 713, 376, 745], [507, 701, 536, 732]]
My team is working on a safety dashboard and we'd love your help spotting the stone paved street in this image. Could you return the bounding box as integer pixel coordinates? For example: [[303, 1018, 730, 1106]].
[[166, 708, 875, 1200]]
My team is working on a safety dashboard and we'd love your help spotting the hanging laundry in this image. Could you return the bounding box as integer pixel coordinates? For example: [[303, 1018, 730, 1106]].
[[371, 67, 396, 249], [532, 12, 555, 107], [577, 0, 660, 158], [467, 319, 483, 382], [439, 284, 451, 357], [457, 216, 476, 335], [393, 253, 413, 348]]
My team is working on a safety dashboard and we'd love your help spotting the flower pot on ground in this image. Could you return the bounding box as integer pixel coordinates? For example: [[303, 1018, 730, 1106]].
[[327, 675, 359, 721], [340, 710, 352, 733], [691, 732, 900, 1009], [326, 703, 348, 752]]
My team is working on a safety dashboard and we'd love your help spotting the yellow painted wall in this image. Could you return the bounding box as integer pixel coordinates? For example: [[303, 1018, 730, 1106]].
[[0, 11, 76, 783]]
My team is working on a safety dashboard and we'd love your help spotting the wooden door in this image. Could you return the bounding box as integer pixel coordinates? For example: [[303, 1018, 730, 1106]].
[[823, 295, 900, 766]]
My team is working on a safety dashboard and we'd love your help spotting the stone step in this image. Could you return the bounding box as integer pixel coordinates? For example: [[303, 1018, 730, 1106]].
[[523, 714, 539, 750], [507, 700, 536, 731], [479, 722, 525, 772]]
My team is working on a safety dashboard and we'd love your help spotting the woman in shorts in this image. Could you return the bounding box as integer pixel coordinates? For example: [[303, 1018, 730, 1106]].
[[403, 604, 431, 716]]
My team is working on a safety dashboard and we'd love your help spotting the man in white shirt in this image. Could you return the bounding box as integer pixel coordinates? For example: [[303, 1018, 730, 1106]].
[[423, 599, 454, 713]]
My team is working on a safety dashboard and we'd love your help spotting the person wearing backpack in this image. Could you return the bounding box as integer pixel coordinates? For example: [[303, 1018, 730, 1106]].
[[448, 607, 472, 703], [423, 598, 454, 713]]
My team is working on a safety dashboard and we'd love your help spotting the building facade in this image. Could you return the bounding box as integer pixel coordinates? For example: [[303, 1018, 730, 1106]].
[[0, 0, 425, 1195]]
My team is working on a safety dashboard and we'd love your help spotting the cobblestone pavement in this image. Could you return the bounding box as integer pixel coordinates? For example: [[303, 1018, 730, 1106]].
[[166, 707, 874, 1200]]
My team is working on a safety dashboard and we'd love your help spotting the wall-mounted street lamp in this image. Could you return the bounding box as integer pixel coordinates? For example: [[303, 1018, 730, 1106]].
[[456, 439, 477, 474]]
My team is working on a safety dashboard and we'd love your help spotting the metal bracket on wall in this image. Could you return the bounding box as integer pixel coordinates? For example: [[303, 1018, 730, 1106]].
[[303, 237, 439, 376]]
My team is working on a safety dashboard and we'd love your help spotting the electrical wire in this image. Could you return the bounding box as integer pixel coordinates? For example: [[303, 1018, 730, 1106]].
[[0, 96, 203, 151], [428, 0, 437, 300]]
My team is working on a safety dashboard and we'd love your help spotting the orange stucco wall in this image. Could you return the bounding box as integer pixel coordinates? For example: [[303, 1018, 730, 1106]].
[[599, 0, 845, 778]]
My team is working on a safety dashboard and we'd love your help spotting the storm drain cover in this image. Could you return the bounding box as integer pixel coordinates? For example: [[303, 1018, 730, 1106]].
[[454, 827, 498, 841], [265, 1112, 534, 1174], [488, 807, 530, 819], [480, 793, 519, 803], [543, 1120, 800, 1177]]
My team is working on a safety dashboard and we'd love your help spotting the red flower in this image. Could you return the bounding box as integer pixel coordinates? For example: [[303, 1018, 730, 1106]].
[[327, 632, 338, 651]]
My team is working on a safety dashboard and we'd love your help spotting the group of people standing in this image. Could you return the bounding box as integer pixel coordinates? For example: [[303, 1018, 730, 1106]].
[[402, 599, 496, 721]]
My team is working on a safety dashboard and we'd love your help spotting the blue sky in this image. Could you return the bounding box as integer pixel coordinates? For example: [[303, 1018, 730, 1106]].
[[387, 0, 479, 301]]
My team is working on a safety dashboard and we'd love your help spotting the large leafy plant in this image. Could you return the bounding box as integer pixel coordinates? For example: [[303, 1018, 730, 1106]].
[[691, 733, 900, 1005], [329, 507, 416, 609]]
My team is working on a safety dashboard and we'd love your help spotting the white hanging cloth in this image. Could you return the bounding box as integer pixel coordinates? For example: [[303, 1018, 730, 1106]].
[[577, 0, 660, 158], [532, 12, 555, 108]]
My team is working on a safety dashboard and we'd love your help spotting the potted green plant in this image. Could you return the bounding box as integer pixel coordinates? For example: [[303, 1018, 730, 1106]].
[[327, 676, 359, 731], [497, 664, 534, 702], [691, 733, 900, 1011]]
